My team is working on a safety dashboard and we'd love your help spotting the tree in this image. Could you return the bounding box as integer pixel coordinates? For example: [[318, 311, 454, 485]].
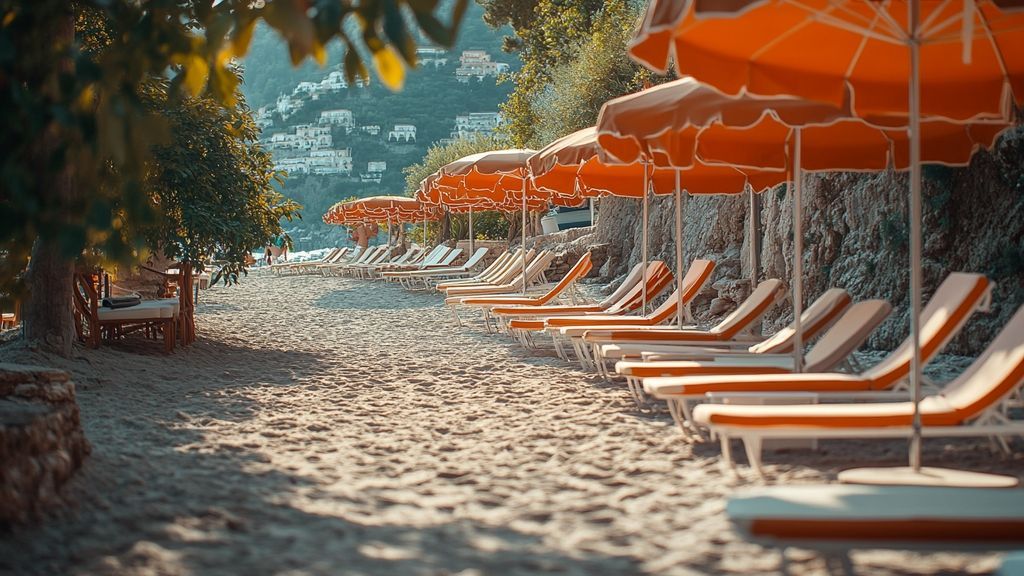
[[478, 0, 607, 146], [140, 80, 301, 285], [0, 0, 470, 356], [403, 134, 515, 242]]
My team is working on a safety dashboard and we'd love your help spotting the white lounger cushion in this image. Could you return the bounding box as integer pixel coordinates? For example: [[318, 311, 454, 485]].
[[729, 484, 1024, 547], [97, 300, 176, 321]]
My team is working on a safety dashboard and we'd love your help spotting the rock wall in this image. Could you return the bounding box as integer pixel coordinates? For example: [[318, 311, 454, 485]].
[[584, 128, 1024, 355], [0, 363, 90, 523]]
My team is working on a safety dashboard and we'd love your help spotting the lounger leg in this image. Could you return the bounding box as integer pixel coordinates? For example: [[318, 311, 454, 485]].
[[450, 306, 462, 326], [627, 378, 647, 409], [742, 436, 765, 479], [824, 552, 855, 576], [778, 548, 791, 576], [719, 434, 738, 475], [552, 336, 566, 359]]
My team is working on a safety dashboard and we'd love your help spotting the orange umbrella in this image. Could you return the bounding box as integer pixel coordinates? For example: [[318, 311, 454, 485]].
[[629, 0, 1024, 483], [531, 126, 785, 317], [629, 0, 1024, 121], [596, 77, 1012, 363], [439, 149, 545, 275]]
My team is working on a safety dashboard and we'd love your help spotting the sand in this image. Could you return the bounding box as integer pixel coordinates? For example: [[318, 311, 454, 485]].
[[1, 270, 1022, 575]]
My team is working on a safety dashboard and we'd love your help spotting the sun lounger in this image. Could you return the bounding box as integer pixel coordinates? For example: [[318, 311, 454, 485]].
[[359, 247, 425, 278], [435, 249, 536, 292], [640, 299, 890, 433], [392, 249, 516, 288], [441, 250, 556, 298], [728, 484, 1024, 574], [73, 273, 177, 353], [320, 245, 384, 276], [646, 272, 991, 399], [497, 261, 669, 328], [348, 248, 410, 279], [343, 246, 393, 277], [582, 278, 789, 374], [273, 247, 344, 275], [617, 289, 859, 379], [385, 245, 458, 276], [393, 247, 491, 289], [691, 296, 1021, 476], [389, 248, 519, 287], [449, 252, 594, 328], [541, 260, 717, 368], [644, 274, 990, 436]]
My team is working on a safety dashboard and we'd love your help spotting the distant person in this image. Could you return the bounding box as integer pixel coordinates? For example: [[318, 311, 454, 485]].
[[352, 223, 371, 251]]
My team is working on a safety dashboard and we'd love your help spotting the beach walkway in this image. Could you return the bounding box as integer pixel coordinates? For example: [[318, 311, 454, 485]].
[[0, 272, 1009, 575]]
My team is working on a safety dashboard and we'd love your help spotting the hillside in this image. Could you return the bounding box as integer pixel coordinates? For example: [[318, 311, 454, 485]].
[[240, 2, 517, 250]]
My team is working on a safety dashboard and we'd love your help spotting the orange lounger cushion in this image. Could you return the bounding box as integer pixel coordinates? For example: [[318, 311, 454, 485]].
[[619, 359, 795, 379], [494, 305, 604, 317], [509, 319, 546, 331], [645, 372, 873, 397], [694, 396, 965, 428]]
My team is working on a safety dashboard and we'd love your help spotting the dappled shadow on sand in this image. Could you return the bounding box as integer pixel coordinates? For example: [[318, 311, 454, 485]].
[[1, 273, 1018, 575]]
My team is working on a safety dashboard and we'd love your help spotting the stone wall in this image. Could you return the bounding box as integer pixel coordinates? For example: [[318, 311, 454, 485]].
[[579, 128, 1024, 355], [0, 364, 90, 523]]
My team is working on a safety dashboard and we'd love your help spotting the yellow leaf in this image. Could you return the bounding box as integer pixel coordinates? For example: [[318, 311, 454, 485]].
[[173, 53, 209, 96], [372, 46, 405, 91], [231, 19, 257, 59], [312, 40, 327, 67]]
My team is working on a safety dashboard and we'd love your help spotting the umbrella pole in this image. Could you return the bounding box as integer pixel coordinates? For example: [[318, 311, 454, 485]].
[[522, 179, 527, 294], [423, 214, 427, 246], [590, 198, 596, 227], [675, 170, 685, 329], [642, 162, 650, 315], [908, 0, 924, 473], [793, 129, 805, 373], [469, 207, 475, 255], [749, 188, 760, 290], [837, 0, 1016, 489]]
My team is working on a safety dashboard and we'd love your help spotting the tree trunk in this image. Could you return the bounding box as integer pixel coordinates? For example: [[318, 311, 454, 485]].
[[439, 211, 452, 244], [22, 6, 77, 357]]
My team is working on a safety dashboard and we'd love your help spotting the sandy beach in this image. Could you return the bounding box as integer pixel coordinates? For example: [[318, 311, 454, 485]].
[[2, 270, 1022, 575]]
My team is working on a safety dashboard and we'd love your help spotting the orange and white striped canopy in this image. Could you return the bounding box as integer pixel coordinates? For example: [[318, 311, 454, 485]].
[[530, 126, 786, 197], [323, 196, 442, 225], [629, 0, 1024, 122], [596, 77, 1012, 171]]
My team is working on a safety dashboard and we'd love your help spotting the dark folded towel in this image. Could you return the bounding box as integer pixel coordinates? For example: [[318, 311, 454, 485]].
[[102, 296, 141, 309]]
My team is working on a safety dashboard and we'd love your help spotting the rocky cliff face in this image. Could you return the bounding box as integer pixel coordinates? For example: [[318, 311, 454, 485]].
[[584, 128, 1024, 355]]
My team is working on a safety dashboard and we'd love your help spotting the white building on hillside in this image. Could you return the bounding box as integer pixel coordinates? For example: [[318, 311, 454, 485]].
[[293, 81, 318, 95], [268, 125, 332, 151], [319, 70, 347, 92], [255, 106, 274, 129], [276, 94, 300, 119], [360, 160, 387, 183], [456, 50, 509, 83], [416, 47, 448, 68], [274, 157, 310, 175], [453, 112, 503, 138], [308, 149, 353, 175], [388, 124, 416, 143], [319, 109, 354, 131], [360, 125, 381, 136]]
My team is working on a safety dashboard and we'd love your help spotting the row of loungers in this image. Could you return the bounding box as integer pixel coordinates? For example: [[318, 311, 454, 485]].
[[458, 259, 1023, 480], [312, 244, 1024, 567], [337, 247, 1024, 567], [439, 255, 1024, 568]]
